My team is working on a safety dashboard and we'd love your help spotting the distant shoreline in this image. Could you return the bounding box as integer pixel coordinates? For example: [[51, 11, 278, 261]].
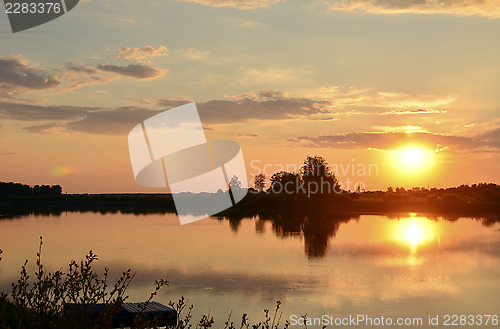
[[1, 185, 499, 220]]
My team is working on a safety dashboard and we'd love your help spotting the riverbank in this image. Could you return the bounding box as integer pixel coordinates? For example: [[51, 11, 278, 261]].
[[1, 183, 499, 220]]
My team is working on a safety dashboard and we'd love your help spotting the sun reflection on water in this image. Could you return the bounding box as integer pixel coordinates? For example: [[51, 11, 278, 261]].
[[393, 216, 439, 263], [405, 221, 423, 246]]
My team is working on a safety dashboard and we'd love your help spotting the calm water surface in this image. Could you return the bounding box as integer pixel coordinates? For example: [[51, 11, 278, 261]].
[[0, 213, 499, 328]]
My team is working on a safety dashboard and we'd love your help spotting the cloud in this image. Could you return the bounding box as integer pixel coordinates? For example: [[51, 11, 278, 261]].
[[326, 0, 500, 19], [380, 109, 447, 115], [38, 88, 451, 136], [0, 89, 332, 135], [66, 92, 331, 134], [480, 127, 500, 149], [289, 132, 484, 151], [0, 58, 59, 90], [197, 98, 330, 123], [156, 91, 331, 124], [156, 98, 194, 108], [66, 107, 164, 135], [0, 55, 169, 97], [0, 58, 59, 97], [61, 62, 114, 90], [23, 123, 63, 134], [64, 62, 100, 75], [178, 0, 283, 10], [0, 101, 162, 135], [238, 133, 260, 137], [62, 61, 167, 90], [96, 64, 167, 80], [116, 46, 168, 62], [0, 101, 98, 122], [0, 88, 470, 141]]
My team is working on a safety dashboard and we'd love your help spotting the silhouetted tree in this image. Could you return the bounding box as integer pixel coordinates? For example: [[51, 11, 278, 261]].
[[0, 182, 62, 196], [269, 171, 302, 194], [228, 175, 242, 190], [300, 156, 338, 195], [50, 185, 63, 195], [253, 173, 266, 192]]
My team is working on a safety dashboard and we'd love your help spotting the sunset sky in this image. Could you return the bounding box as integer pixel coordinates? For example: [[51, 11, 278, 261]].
[[1, 0, 499, 193]]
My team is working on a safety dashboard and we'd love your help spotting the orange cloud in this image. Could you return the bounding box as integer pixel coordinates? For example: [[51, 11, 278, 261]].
[[327, 0, 500, 19], [289, 129, 500, 152], [116, 46, 168, 63], [179, 0, 283, 9]]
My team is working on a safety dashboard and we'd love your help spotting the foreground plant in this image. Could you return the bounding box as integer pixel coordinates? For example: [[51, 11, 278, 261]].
[[0, 239, 307, 329], [0, 237, 166, 329]]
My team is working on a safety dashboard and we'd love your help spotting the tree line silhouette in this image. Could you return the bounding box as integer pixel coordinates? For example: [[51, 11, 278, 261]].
[[252, 156, 340, 196], [0, 182, 62, 196], [1, 154, 499, 218]]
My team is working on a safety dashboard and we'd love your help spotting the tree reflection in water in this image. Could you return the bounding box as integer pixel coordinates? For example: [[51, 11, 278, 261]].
[[222, 214, 360, 258]]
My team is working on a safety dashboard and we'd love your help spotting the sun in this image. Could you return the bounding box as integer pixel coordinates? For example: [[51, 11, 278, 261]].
[[393, 146, 435, 171], [400, 148, 425, 166]]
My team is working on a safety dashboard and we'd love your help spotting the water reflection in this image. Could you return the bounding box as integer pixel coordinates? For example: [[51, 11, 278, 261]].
[[393, 216, 439, 257], [220, 213, 500, 260], [221, 214, 359, 258], [0, 213, 499, 328]]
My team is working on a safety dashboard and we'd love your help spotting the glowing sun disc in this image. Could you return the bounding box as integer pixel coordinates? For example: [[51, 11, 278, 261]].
[[405, 222, 423, 245], [400, 148, 425, 166]]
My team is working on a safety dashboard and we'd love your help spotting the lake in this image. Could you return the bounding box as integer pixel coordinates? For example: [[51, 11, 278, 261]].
[[0, 212, 499, 328]]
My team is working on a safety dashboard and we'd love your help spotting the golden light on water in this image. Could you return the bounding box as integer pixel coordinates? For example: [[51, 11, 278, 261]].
[[404, 222, 423, 246], [394, 217, 438, 250]]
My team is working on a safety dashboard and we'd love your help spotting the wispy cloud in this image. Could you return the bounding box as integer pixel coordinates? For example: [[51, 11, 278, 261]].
[[23, 123, 64, 134], [0, 90, 331, 135], [96, 64, 167, 80], [158, 90, 332, 124], [326, 0, 500, 19], [178, 0, 283, 10], [116, 46, 168, 63], [1, 86, 458, 137], [66, 106, 164, 135], [0, 54, 169, 97], [380, 109, 447, 115], [0, 101, 99, 122], [61, 62, 115, 91], [289, 129, 500, 151]]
